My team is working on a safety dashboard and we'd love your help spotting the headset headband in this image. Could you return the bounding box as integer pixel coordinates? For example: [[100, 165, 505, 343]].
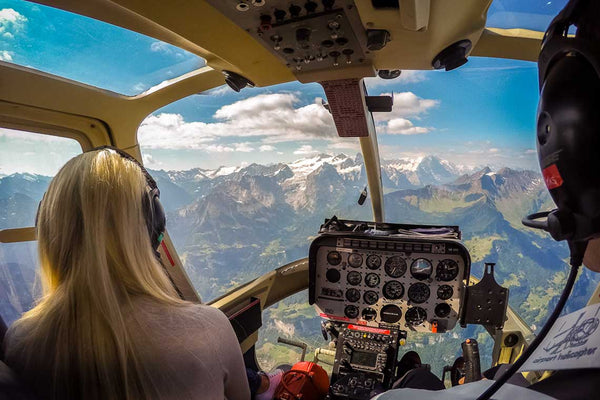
[[94, 146, 159, 193], [539, 0, 600, 88]]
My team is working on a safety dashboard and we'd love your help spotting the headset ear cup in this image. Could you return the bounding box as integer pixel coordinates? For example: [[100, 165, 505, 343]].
[[152, 192, 166, 249]]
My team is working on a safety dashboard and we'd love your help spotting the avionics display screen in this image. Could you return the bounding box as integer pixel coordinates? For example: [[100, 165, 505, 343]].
[[350, 351, 378, 367]]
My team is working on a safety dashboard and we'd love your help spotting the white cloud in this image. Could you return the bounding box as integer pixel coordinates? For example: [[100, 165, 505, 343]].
[[489, 148, 500, 153], [259, 145, 276, 152], [328, 140, 360, 152], [138, 93, 337, 150], [205, 144, 234, 153], [234, 142, 254, 152], [293, 145, 318, 155], [0, 50, 12, 61], [365, 70, 427, 88], [381, 92, 439, 119], [384, 118, 430, 135], [0, 9, 27, 39], [207, 85, 233, 96], [150, 41, 171, 53], [525, 149, 537, 154]]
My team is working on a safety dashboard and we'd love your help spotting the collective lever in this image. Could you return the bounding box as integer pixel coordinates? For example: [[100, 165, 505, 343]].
[[461, 338, 482, 383]]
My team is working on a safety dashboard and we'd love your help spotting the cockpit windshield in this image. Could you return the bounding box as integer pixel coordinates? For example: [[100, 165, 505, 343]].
[[487, 0, 569, 31], [0, 0, 205, 95], [137, 55, 600, 373]]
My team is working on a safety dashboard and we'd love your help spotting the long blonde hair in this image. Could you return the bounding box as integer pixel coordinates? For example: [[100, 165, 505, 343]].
[[7, 149, 184, 399]]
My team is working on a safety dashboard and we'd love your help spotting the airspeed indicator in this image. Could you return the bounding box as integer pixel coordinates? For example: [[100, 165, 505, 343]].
[[385, 256, 407, 278]]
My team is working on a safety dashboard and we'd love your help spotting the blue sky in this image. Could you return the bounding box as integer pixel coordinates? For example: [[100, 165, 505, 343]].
[[0, 0, 569, 175]]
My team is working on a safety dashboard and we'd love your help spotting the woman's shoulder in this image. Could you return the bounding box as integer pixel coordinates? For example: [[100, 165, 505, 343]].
[[129, 296, 231, 331]]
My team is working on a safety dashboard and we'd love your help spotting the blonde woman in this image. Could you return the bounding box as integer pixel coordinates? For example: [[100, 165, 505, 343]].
[[3, 148, 250, 400]]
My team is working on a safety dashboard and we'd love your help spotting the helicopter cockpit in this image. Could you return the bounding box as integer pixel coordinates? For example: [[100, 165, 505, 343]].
[[2, 0, 600, 399]]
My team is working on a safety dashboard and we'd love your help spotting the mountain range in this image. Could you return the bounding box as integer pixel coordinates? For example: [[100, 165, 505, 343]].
[[2, 153, 599, 375]]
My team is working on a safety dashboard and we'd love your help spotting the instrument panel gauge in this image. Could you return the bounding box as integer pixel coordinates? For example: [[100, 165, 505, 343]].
[[380, 305, 402, 323], [361, 307, 377, 321], [366, 254, 381, 270], [325, 268, 340, 283], [405, 307, 427, 326], [437, 285, 453, 300], [365, 273, 380, 288], [382, 281, 404, 300], [345, 288, 360, 303], [436, 259, 459, 281], [410, 258, 433, 280], [347, 271, 362, 286], [327, 251, 342, 266], [363, 290, 379, 305], [348, 253, 363, 268], [408, 282, 430, 304], [384, 256, 407, 278], [435, 303, 451, 318], [344, 305, 359, 319]]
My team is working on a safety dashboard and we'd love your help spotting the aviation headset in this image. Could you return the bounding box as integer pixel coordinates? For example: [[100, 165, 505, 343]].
[[36, 146, 167, 252], [524, 0, 600, 243]]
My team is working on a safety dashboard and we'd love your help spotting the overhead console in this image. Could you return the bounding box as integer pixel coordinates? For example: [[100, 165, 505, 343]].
[[205, 0, 383, 80], [309, 218, 471, 334]]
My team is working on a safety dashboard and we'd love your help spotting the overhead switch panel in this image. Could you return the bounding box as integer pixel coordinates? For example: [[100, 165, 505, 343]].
[[206, 1, 372, 75]]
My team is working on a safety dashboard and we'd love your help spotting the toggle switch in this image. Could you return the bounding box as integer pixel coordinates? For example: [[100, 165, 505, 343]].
[[274, 8, 286, 22], [296, 27, 311, 49], [305, 1, 318, 13], [343, 48, 354, 64], [289, 4, 302, 18], [259, 14, 272, 31], [329, 50, 340, 66]]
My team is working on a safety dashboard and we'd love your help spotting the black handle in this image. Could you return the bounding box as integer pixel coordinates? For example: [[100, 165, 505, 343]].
[[461, 339, 482, 383]]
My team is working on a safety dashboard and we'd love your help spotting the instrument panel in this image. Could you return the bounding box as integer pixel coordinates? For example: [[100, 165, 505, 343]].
[[309, 235, 471, 333]]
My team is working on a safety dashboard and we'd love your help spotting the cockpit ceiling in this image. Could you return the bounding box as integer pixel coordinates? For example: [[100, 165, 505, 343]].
[[32, 0, 544, 88]]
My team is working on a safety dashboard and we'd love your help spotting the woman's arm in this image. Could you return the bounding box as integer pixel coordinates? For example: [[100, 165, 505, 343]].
[[211, 307, 251, 400]]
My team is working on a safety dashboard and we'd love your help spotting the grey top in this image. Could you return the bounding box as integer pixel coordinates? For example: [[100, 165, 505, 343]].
[[4, 298, 250, 400], [373, 380, 558, 400]]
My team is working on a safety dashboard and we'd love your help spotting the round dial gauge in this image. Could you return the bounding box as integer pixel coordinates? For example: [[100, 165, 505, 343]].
[[408, 283, 430, 304], [345, 288, 361, 303], [347, 271, 362, 286], [325, 268, 340, 283], [365, 273, 380, 288], [345, 305, 359, 319], [348, 253, 363, 268], [366, 255, 382, 270], [363, 290, 379, 305], [405, 307, 427, 326], [436, 259, 459, 281], [382, 281, 404, 300], [385, 256, 407, 278], [437, 285, 454, 300], [327, 251, 341, 266], [361, 307, 377, 321], [435, 303, 451, 318], [380, 305, 402, 323], [410, 258, 433, 280]]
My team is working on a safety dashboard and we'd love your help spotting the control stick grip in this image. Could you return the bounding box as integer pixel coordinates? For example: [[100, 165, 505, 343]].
[[461, 339, 482, 383]]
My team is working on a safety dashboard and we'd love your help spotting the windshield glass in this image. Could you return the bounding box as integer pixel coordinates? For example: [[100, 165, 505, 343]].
[[138, 82, 370, 300], [139, 56, 600, 375], [487, 0, 569, 31], [0, 0, 205, 95]]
